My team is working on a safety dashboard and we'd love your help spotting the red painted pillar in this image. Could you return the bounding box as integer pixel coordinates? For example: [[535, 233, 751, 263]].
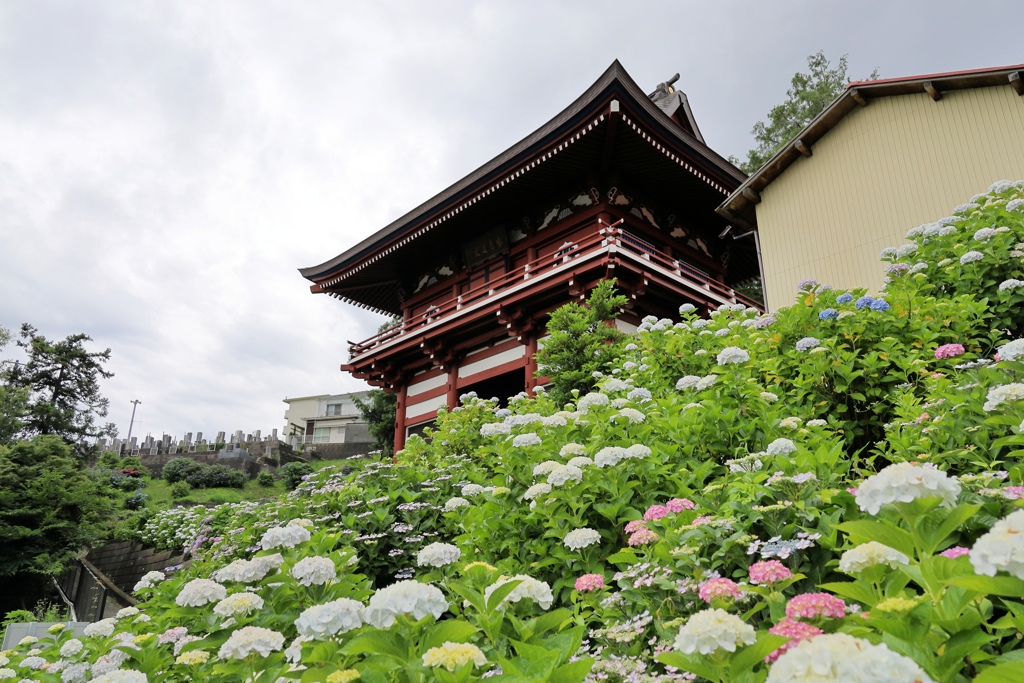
[[524, 336, 539, 394], [446, 362, 460, 409], [393, 384, 407, 456]]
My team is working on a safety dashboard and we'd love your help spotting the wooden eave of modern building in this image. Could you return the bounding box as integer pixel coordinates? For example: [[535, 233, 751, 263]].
[[716, 63, 1024, 229], [299, 61, 761, 396]]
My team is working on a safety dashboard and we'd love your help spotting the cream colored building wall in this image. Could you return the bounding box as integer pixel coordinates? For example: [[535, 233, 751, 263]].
[[282, 397, 323, 437], [755, 85, 1024, 311]]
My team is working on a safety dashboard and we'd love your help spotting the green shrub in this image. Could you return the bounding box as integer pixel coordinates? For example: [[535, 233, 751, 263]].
[[97, 450, 120, 468], [279, 461, 314, 489], [184, 464, 246, 489], [161, 457, 203, 483], [256, 471, 275, 487], [170, 480, 191, 498]]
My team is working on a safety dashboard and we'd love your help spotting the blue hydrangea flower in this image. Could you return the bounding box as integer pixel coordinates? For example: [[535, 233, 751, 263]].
[[796, 337, 820, 352], [870, 299, 890, 312], [855, 296, 875, 310], [836, 293, 854, 305], [797, 279, 818, 291], [818, 308, 838, 320]]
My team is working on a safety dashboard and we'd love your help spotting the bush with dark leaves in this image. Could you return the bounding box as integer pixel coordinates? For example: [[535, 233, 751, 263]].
[[280, 461, 314, 490]]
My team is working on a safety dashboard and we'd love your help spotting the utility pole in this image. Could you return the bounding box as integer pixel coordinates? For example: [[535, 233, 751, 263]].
[[126, 400, 141, 455]]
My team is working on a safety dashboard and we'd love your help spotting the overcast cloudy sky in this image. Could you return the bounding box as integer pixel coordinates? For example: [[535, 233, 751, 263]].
[[1, 0, 1022, 442]]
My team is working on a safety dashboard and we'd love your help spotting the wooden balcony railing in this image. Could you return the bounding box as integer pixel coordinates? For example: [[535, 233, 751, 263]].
[[346, 219, 762, 359]]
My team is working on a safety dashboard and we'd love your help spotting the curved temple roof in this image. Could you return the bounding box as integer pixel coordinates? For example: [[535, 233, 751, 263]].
[[299, 61, 747, 305]]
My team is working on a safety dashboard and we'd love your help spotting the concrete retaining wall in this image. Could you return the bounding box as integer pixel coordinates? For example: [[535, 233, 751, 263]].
[[86, 541, 187, 596]]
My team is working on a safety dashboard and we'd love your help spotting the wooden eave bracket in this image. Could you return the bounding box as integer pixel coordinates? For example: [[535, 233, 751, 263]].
[[924, 80, 942, 101], [794, 139, 812, 157], [1010, 72, 1024, 96], [741, 187, 761, 205], [849, 88, 868, 107]]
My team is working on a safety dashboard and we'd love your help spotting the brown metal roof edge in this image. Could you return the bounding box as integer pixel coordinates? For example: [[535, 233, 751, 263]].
[[300, 60, 746, 282], [716, 63, 1024, 226]]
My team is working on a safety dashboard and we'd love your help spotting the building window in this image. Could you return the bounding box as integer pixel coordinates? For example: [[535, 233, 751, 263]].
[[313, 427, 331, 443], [325, 404, 342, 416]]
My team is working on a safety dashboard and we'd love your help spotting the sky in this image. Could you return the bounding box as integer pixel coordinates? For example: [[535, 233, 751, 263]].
[[1, 0, 1022, 442]]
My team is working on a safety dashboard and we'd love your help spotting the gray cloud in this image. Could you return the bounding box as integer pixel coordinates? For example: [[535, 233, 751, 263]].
[[1, 0, 1022, 440]]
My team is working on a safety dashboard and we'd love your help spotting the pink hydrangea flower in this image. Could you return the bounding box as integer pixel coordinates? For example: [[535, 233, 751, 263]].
[[915, 413, 930, 423], [627, 528, 658, 546], [643, 505, 670, 521], [692, 515, 715, 527], [939, 546, 970, 559], [748, 560, 793, 585], [624, 520, 647, 534], [1002, 486, 1024, 500], [935, 343, 965, 359], [666, 498, 696, 512], [786, 592, 846, 619], [698, 578, 742, 603], [764, 619, 823, 662], [846, 487, 859, 496], [575, 574, 605, 592]]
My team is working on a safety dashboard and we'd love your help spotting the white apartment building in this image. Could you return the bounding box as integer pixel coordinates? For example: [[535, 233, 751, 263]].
[[282, 391, 374, 445]]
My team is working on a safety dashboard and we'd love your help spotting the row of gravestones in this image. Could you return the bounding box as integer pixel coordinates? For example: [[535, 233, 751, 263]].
[[96, 428, 281, 457]]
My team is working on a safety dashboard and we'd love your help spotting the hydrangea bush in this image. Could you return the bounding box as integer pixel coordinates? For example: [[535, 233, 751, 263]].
[[7, 180, 1024, 682]]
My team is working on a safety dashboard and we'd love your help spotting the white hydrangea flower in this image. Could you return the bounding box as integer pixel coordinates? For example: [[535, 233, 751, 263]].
[[59, 639, 84, 658], [260, 525, 311, 551], [999, 279, 1024, 291], [505, 413, 544, 427], [215, 558, 269, 583], [974, 227, 997, 241], [984, 382, 1024, 411], [115, 607, 139, 619], [602, 378, 630, 392], [291, 556, 337, 586], [680, 303, 696, 313], [217, 626, 285, 660], [524, 483, 552, 500], [532, 461, 561, 477], [577, 392, 610, 413], [594, 446, 626, 467], [60, 662, 90, 683], [480, 423, 512, 437], [779, 417, 802, 429], [365, 580, 448, 628], [295, 598, 365, 639], [548, 464, 583, 487], [417, 542, 462, 567], [483, 575, 553, 610], [90, 671, 149, 683], [560, 443, 586, 457], [610, 397, 629, 409], [213, 592, 265, 617], [175, 578, 227, 608], [766, 438, 797, 456], [855, 462, 960, 515], [998, 339, 1024, 361], [760, 391, 778, 402], [617, 408, 646, 424], [444, 497, 470, 511], [564, 528, 601, 550], [625, 444, 652, 459], [676, 375, 701, 391], [20, 656, 46, 669], [461, 484, 485, 496], [766, 632, 934, 683], [807, 419, 827, 427], [541, 414, 567, 428], [838, 541, 910, 573], [133, 571, 165, 591], [1008, 198, 1024, 212], [512, 433, 542, 448], [906, 224, 927, 239], [567, 456, 593, 468], [674, 609, 755, 655], [696, 375, 718, 391], [970, 509, 1024, 579], [960, 251, 984, 265]]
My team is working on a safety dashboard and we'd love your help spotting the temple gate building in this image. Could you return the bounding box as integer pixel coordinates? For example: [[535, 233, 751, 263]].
[[300, 61, 761, 450]]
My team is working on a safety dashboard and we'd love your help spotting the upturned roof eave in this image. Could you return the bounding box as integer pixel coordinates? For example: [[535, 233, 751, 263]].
[[299, 60, 746, 283]]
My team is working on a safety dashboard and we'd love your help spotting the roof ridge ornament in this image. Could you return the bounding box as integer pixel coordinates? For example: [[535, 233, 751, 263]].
[[649, 73, 681, 103]]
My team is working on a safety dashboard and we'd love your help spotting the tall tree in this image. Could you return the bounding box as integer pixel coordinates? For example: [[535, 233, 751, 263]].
[[731, 52, 879, 174], [353, 390, 397, 457], [533, 279, 629, 406], [0, 435, 115, 577], [1, 324, 116, 445]]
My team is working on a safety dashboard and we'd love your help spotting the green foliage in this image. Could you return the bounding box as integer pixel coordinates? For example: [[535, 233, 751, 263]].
[[0, 435, 115, 576], [731, 51, 879, 174], [97, 450, 121, 468], [0, 323, 116, 446], [280, 460, 315, 489], [2, 599, 68, 625], [256, 471, 275, 487], [161, 457, 203, 483], [533, 279, 629, 406], [354, 389, 398, 456], [170, 480, 192, 498]]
